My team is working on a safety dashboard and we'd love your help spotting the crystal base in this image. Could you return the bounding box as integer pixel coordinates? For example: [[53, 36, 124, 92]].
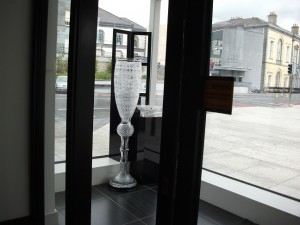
[[109, 161, 137, 189], [109, 174, 137, 190]]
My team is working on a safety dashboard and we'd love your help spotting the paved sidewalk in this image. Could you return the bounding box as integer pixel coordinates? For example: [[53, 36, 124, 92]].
[[55, 105, 300, 200], [55, 123, 110, 162], [203, 105, 300, 200]]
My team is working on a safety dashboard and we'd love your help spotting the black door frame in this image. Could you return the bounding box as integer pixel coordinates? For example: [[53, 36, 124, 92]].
[[156, 1, 213, 225], [30, 0, 49, 224], [65, 0, 98, 225]]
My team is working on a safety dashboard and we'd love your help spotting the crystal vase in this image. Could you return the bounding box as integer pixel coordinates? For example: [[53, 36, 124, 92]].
[[109, 58, 142, 189]]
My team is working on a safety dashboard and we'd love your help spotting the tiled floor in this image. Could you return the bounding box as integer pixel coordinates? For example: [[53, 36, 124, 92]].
[[56, 183, 257, 225]]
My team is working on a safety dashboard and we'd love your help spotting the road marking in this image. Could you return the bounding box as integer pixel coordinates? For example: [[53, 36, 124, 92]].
[[234, 98, 289, 107]]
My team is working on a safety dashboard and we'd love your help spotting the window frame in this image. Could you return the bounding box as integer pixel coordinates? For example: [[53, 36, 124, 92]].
[[97, 29, 104, 44], [134, 36, 139, 48], [275, 72, 281, 87], [286, 45, 290, 62], [269, 40, 274, 59], [116, 33, 123, 45], [276, 39, 283, 62]]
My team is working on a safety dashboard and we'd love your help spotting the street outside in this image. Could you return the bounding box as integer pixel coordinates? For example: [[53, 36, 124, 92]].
[[55, 84, 300, 200]]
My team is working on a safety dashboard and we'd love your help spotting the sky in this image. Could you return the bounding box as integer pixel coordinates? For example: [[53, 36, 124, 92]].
[[98, 0, 300, 31]]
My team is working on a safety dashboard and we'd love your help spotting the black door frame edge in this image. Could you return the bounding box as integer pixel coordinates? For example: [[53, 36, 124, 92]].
[[156, 0, 214, 225], [65, 0, 98, 225], [30, 0, 49, 224]]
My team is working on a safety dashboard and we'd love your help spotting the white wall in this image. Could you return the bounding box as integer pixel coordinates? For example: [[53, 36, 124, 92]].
[[0, 0, 32, 221]]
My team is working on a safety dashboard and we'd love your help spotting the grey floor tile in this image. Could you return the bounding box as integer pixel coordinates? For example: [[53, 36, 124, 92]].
[[91, 198, 138, 225], [124, 220, 145, 225], [110, 189, 157, 219], [198, 200, 244, 225], [93, 183, 148, 198]]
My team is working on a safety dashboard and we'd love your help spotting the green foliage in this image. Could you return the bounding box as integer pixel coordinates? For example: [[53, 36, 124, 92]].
[[95, 60, 100, 73], [106, 61, 112, 73], [56, 51, 68, 74], [95, 72, 111, 80]]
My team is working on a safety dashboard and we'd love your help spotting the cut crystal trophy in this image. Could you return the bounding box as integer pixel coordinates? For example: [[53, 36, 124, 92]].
[[109, 58, 142, 189]]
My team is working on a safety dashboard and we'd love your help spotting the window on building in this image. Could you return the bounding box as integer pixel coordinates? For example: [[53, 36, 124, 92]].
[[116, 33, 123, 45], [97, 29, 104, 45], [134, 36, 139, 48], [65, 10, 70, 26], [294, 46, 299, 65], [275, 72, 281, 87], [286, 46, 290, 62], [276, 39, 283, 61], [269, 41, 274, 58], [267, 75, 272, 87], [212, 40, 222, 56]]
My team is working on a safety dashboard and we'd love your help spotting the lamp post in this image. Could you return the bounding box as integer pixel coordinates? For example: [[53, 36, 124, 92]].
[[288, 34, 295, 106]]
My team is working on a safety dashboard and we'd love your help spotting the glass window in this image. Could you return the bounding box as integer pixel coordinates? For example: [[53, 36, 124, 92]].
[[204, 0, 300, 204], [97, 29, 104, 44], [277, 39, 282, 61], [134, 36, 139, 48], [286, 46, 290, 62], [269, 41, 274, 58], [275, 72, 281, 87], [294, 46, 299, 65], [116, 33, 123, 45]]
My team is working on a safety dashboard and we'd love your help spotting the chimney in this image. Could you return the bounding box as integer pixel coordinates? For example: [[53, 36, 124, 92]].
[[268, 12, 277, 25], [292, 24, 299, 35]]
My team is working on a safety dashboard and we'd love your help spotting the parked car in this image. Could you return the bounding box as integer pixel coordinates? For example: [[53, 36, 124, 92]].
[[55, 76, 68, 93]]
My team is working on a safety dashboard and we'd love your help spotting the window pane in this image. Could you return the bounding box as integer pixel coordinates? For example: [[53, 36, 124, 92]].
[[205, 0, 300, 201], [92, 0, 151, 158], [55, 0, 71, 163]]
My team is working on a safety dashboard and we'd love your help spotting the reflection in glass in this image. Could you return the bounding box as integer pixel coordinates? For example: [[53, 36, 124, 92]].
[[205, 0, 300, 200]]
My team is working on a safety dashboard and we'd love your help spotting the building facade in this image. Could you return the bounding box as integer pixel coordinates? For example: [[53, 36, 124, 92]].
[[57, 0, 147, 62], [263, 13, 300, 93], [211, 13, 300, 93]]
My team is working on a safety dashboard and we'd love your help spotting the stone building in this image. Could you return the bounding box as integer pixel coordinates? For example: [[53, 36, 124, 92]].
[[211, 12, 300, 93]]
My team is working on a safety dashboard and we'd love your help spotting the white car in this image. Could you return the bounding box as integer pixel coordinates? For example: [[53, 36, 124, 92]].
[[55, 76, 68, 93]]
